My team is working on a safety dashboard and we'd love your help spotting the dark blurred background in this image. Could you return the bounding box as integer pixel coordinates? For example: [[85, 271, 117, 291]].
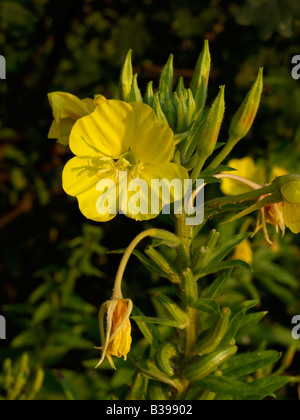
[[1, 0, 300, 399]]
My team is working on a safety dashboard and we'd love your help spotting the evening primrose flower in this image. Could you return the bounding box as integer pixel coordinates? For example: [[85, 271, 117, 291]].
[[63, 99, 188, 222], [48, 92, 106, 146]]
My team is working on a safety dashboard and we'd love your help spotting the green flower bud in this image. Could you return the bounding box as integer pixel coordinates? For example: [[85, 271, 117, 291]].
[[155, 342, 178, 376], [176, 76, 185, 96], [176, 91, 189, 132], [197, 85, 225, 159], [190, 40, 211, 96], [145, 247, 181, 284], [152, 292, 189, 329], [159, 54, 174, 98], [229, 68, 263, 144], [193, 307, 231, 355], [144, 81, 154, 107], [120, 49, 133, 102], [183, 345, 238, 382], [129, 74, 143, 102], [153, 93, 169, 125]]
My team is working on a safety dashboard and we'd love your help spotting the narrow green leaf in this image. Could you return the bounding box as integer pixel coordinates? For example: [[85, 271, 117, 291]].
[[209, 232, 252, 265], [221, 351, 282, 377], [190, 299, 221, 316], [203, 269, 233, 300], [131, 316, 184, 328]]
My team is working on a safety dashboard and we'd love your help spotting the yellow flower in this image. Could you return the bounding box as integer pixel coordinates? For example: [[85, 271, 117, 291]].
[[96, 298, 133, 370], [280, 180, 300, 234], [220, 157, 266, 196], [48, 92, 106, 146], [63, 100, 188, 222], [233, 239, 253, 265]]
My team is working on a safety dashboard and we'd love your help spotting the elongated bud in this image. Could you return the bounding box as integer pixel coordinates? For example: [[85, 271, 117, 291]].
[[144, 81, 154, 107], [193, 307, 231, 355], [229, 68, 263, 145], [159, 54, 174, 98], [155, 342, 178, 376], [197, 85, 225, 158], [183, 268, 197, 306], [151, 229, 181, 248], [152, 292, 189, 328], [153, 94, 169, 125], [129, 74, 143, 102], [145, 247, 181, 284], [176, 76, 185, 95], [190, 40, 211, 96], [120, 49, 133, 102], [176, 92, 189, 132], [183, 345, 238, 382]]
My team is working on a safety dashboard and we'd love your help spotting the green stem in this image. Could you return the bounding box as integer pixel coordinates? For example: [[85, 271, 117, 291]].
[[205, 183, 277, 209], [205, 140, 236, 172]]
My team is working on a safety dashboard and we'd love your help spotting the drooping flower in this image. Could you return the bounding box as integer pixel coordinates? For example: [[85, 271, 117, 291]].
[[48, 92, 106, 146], [96, 298, 133, 370], [63, 99, 188, 222]]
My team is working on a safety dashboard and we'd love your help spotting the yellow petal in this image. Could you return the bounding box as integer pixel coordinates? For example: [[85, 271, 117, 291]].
[[48, 119, 75, 146], [62, 156, 118, 222], [233, 240, 253, 265], [281, 180, 300, 204], [129, 102, 175, 164], [283, 202, 300, 234], [270, 166, 288, 181], [69, 100, 134, 158], [48, 92, 95, 121], [126, 163, 188, 221], [221, 157, 266, 196]]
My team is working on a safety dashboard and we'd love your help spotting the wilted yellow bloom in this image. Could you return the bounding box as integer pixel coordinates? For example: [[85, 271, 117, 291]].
[[233, 239, 253, 265], [63, 99, 188, 222], [96, 298, 133, 370], [48, 92, 106, 145]]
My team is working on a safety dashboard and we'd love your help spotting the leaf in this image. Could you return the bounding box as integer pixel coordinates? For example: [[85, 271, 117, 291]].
[[11, 329, 40, 348], [131, 306, 160, 346], [197, 375, 290, 399], [242, 376, 291, 400], [189, 299, 221, 316], [32, 302, 55, 324], [110, 249, 168, 278], [209, 232, 252, 265], [237, 312, 268, 338], [131, 316, 185, 328], [195, 260, 251, 280], [56, 371, 81, 401], [203, 269, 233, 300], [221, 351, 282, 377]]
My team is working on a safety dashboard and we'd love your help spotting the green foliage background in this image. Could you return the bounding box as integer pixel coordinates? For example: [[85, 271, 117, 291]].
[[0, 0, 300, 400]]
